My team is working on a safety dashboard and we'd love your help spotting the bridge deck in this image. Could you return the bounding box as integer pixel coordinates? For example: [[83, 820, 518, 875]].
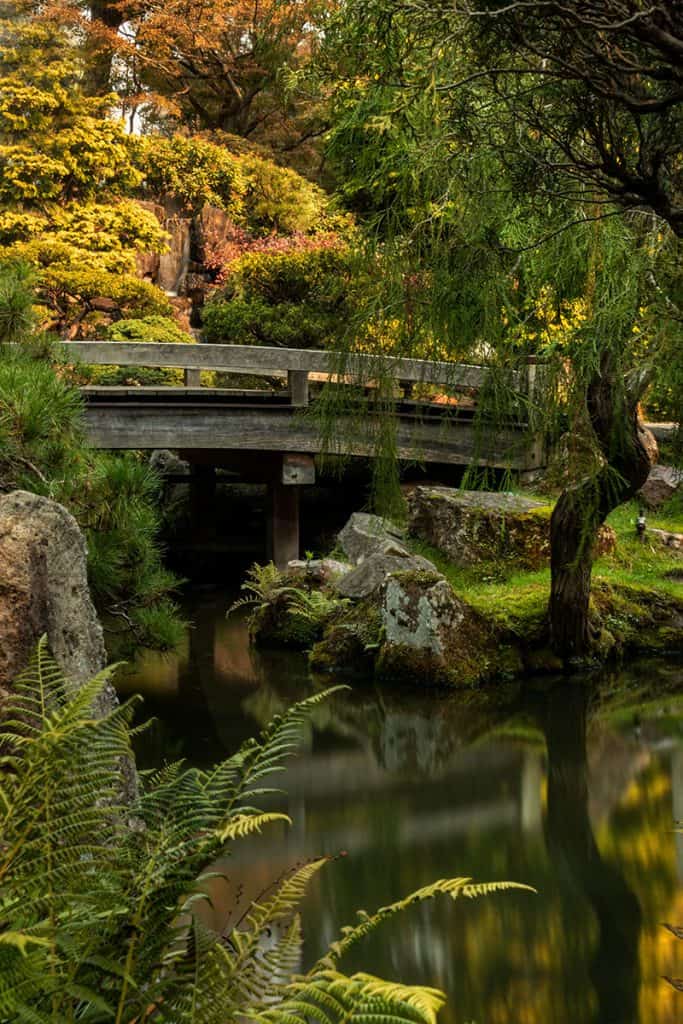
[[82, 386, 540, 470]]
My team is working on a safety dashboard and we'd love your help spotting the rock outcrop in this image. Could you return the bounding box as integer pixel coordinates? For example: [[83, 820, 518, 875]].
[[335, 547, 438, 599], [0, 491, 114, 716], [408, 487, 553, 567], [407, 486, 616, 567], [334, 512, 438, 599]]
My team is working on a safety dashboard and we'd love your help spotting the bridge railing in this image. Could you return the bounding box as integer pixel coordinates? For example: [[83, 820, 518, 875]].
[[63, 340, 528, 408]]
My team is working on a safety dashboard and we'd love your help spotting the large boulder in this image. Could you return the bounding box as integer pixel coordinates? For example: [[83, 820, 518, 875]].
[[375, 570, 521, 687], [0, 491, 114, 716], [407, 486, 616, 568], [408, 487, 552, 568], [638, 465, 682, 509], [338, 512, 406, 565]]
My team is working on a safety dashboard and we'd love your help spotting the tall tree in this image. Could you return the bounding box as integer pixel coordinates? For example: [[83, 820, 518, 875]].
[[95, 0, 333, 165], [319, 1, 682, 661]]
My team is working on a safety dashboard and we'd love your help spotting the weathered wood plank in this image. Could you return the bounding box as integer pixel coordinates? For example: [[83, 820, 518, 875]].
[[65, 340, 520, 390], [288, 369, 309, 407], [82, 403, 534, 468]]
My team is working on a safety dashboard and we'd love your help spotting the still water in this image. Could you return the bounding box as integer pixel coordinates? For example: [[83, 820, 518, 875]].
[[117, 587, 683, 1024]]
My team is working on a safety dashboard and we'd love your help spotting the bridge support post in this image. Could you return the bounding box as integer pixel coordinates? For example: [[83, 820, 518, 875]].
[[268, 482, 300, 569], [267, 454, 314, 568], [185, 368, 201, 387]]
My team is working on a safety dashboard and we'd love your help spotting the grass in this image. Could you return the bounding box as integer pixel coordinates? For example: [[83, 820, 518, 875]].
[[409, 494, 682, 636]]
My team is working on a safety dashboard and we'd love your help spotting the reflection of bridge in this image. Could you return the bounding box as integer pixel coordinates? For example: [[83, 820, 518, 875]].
[[67, 341, 544, 565]]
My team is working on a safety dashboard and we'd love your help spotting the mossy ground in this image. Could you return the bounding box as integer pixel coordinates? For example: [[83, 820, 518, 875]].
[[409, 496, 681, 655]]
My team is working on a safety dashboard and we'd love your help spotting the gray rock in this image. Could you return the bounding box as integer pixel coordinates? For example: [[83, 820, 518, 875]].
[[381, 572, 464, 656], [286, 558, 352, 584], [0, 491, 136, 799], [334, 549, 437, 599], [407, 486, 553, 568], [338, 512, 406, 565], [374, 569, 507, 687], [0, 492, 108, 699], [149, 449, 191, 477], [638, 465, 682, 509]]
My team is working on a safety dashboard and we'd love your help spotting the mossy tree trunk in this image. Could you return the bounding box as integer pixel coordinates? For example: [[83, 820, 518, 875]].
[[549, 352, 654, 661]]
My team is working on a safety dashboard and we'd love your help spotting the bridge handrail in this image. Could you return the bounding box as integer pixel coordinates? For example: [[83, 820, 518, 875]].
[[63, 340, 525, 394]]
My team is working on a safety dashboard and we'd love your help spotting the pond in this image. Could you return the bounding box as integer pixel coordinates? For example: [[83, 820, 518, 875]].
[[117, 586, 683, 1024]]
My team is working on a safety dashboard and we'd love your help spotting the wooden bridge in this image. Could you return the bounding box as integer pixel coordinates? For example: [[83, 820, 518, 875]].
[[67, 340, 544, 565]]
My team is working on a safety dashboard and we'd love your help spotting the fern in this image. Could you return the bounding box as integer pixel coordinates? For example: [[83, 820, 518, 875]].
[[0, 640, 532, 1023], [227, 562, 297, 616], [288, 589, 350, 628]]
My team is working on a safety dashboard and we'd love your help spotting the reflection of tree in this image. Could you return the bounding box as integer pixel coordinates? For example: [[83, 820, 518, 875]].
[[541, 686, 642, 1024]]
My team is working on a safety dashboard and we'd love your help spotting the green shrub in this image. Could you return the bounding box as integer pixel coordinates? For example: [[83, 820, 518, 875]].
[[0, 642, 530, 1024], [44, 266, 172, 319], [226, 246, 352, 305], [202, 296, 338, 348], [203, 246, 355, 349], [0, 335, 183, 654], [87, 316, 195, 386], [133, 133, 246, 214], [106, 314, 195, 345], [239, 152, 333, 234]]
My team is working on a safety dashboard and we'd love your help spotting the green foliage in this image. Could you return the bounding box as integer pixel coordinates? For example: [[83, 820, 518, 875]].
[[239, 152, 335, 234], [133, 133, 246, 215], [0, 260, 36, 342], [228, 562, 297, 615], [106, 315, 195, 345], [203, 246, 354, 348], [0, 17, 141, 204], [86, 316, 197, 386], [0, 271, 183, 653], [0, 642, 528, 1023], [44, 266, 172, 322]]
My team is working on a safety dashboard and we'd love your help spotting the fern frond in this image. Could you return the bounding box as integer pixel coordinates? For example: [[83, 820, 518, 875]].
[[0, 932, 49, 955], [254, 970, 446, 1024], [315, 877, 536, 967], [0, 642, 530, 1024], [216, 812, 291, 843]]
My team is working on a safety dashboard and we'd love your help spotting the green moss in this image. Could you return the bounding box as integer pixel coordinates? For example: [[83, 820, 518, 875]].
[[309, 600, 382, 675], [250, 597, 319, 650]]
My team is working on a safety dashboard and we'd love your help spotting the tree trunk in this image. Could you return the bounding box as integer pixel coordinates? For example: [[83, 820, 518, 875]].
[[84, 2, 128, 96], [549, 355, 655, 661]]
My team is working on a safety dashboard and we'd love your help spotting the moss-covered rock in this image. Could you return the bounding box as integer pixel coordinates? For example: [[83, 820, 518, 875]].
[[309, 600, 382, 678], [312, 568, 523, 688], [590, 581, 683, 655], [407, 486, 615, 569]]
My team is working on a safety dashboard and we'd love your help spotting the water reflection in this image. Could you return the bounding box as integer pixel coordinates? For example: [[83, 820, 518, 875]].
[[118, 589, 683, 1024]]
